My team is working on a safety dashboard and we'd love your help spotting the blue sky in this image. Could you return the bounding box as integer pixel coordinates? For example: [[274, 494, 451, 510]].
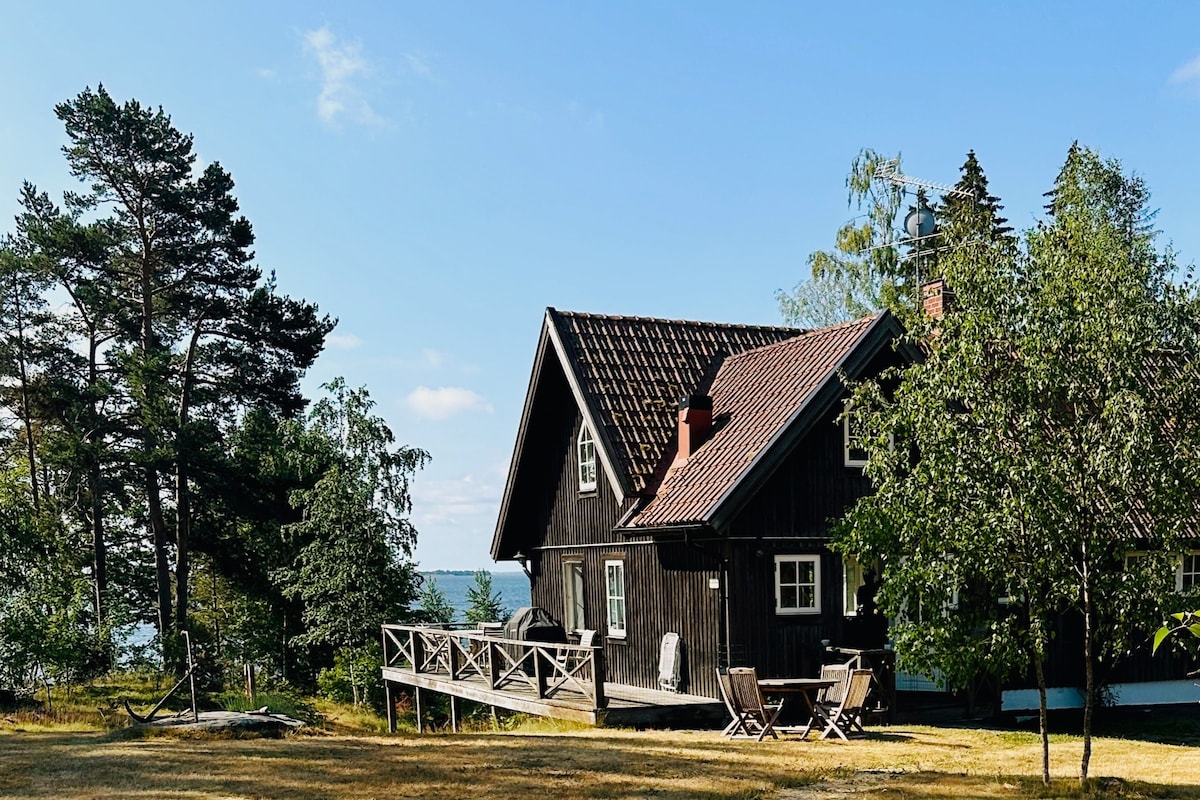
[[3, 2, 1200, 570]]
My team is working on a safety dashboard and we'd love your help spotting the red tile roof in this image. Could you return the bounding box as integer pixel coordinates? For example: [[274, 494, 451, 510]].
[[549, 309, 802, 494], [628, 312, 885, 528]]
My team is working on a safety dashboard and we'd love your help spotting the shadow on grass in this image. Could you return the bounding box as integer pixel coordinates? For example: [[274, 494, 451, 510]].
[[1002, 705, 1200, 747], [3, 727, 1200, 799]]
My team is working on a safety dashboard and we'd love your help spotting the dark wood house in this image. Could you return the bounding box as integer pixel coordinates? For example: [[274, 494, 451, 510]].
[[490, 307, 907, 701]]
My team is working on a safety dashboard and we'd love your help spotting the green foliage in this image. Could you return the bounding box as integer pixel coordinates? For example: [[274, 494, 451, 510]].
[[778, 148, 907, 326], [837, 144, 1200, 782], [0, 87, 435, 701], [465, 570, 506, 625], [779, 149, 1014, 329], [316, 643, 386, 711], [279, 379, 429, 652], [218, 686, 317, 723], [417, 577, 457, 625], [1152, 611, 1200, 654]]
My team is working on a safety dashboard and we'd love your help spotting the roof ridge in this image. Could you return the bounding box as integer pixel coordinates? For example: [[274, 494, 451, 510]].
[[551, 307, 805, 334], [721, 311, 883, 364]]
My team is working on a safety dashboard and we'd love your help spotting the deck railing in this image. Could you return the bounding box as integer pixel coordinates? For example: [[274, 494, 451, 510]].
[[381, 623, 607, 709]]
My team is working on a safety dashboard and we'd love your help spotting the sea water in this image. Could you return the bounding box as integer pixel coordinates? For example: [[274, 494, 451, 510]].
[[419, 570, 531, 622]]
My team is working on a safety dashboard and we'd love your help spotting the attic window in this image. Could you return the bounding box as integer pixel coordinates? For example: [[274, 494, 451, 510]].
[[844, 403, 869, 467], [578, 424, 597, 492], [844, 402, 892, 468]]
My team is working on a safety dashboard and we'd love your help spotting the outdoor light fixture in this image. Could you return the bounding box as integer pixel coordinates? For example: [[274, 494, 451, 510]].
[[514, 551, 532, 578]]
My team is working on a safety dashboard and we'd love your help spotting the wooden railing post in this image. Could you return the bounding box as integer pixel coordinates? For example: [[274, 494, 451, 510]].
[[411, 629, 423, 674], [487, 640, 499, 689], [385, 680, 396, 733], [448, 636, 460, 680], [593, 645, 607, 709], [534, 644, 546, 698]]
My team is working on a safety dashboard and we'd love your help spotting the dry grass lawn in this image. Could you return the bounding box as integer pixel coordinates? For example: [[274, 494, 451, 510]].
[[3, 715, 1200, 799]]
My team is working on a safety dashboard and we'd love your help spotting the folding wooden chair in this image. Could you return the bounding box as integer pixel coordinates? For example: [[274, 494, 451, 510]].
[[819, 663, 850, 704], [726, 667, 785, 742], [809, 668, 873, 741], [715, 670, 746, 737]]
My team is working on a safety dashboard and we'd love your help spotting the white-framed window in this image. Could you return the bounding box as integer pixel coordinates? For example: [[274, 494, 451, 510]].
[[843, 404, 869, 467], [605, 560, 626, 638], [1178, 552, 1200, 592], [843, 555, 865, 617], [843, 401, 892, 468], [563, 560, 585, 633], [578, 424, 597, 492], [775, 555, 821, 615]]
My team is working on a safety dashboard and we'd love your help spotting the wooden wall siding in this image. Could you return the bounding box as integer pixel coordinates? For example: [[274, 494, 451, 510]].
[[541, 412, 628, 549], [716, 396, 884, 678], [1004, 609, 1200, 692], [531, 541, 723, 698], [727, 407, 871, 541], [501, 355, 573, 557], [723, 542, 842, 680]]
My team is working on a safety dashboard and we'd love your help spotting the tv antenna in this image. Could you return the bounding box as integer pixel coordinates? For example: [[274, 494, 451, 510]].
[[874, 159, 974, 200], [868, 159, 978, 296]]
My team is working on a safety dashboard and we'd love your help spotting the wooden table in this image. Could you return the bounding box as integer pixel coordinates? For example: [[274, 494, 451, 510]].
[[757, 677, 837, 734]]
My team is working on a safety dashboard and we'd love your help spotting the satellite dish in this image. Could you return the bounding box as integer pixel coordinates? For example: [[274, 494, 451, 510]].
[[904, 208, 936, 239]]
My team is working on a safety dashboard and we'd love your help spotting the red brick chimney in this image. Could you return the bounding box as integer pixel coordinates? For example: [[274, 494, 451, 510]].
[[676, 393, 713, 462], [921, 278, 954, 319]]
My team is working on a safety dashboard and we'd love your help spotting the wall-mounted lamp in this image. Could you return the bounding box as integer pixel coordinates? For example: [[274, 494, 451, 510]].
[[513, 551, 532, 579]]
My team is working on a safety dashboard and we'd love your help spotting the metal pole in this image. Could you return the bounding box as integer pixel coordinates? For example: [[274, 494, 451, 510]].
[[183, 630, 198, 722]]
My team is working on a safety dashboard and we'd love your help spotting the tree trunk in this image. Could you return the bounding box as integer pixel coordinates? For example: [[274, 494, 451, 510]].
[[1080, 550, 1094, 784], [87, 337, 108, 630], [173, 325, 202, 638], [90, 463, 107, 622], [149, 466, 173, 649], [175, 464, 190, 636], [11, 285, 40, 510], [1034, 652, 1050, 786]]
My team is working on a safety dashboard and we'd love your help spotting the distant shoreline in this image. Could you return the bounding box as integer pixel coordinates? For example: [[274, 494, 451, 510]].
[[422, 568, 524, 576]]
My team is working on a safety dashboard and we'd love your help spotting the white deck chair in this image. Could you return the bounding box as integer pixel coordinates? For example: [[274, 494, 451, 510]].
[[658, 632, 682, 692]]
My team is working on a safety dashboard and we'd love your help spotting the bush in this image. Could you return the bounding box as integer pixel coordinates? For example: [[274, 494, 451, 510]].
[[317, 643, 386, 712], [216, 683, 317, 724]]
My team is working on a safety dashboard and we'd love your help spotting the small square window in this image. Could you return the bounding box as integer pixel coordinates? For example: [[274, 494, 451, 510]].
[[775, 555, 820, 614]]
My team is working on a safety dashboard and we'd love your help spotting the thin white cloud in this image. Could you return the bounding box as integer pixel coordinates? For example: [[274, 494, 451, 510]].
[[567, 101, 605, 131], [404, 52, 435, 79], [1169, 54, 1200, 89], [326, 333, 362, 350], [412, 472, 501, 527], [422, 348, 446, 368], [406, 386, 493, 420], [301, 26, 381, 126], [257, 67, 277, 80]]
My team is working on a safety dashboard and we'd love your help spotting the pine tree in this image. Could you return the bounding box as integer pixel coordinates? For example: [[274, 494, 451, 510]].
[[465, 571, 505, 625], [940, 150, 1014, 250]]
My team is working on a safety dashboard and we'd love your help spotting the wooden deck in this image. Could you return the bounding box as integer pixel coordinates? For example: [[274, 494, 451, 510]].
[[381, 624, 724, 730]]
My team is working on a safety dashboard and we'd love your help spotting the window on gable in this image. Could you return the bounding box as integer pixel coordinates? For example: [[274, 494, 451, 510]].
[[843, 404, 869, 467], [578, 424, 597, 492], [775, 555, 821, 615], [844, 401, 892, 468], [605, 560, 626, 638]]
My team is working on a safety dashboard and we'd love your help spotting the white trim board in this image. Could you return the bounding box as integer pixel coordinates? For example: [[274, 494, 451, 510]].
[[1002, 680, 1200, 711]]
